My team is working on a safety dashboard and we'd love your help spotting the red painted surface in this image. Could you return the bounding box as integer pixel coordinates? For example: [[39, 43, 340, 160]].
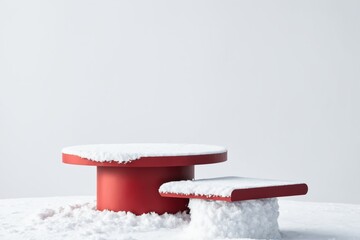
[[159, 183, 308, 202], [231, 183, 308, 201], [62, 152, 227, 167], [97, 166, 194, 215]]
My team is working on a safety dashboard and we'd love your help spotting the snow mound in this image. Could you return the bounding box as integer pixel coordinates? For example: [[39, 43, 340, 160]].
[[160, 176, 297, 197], [30, 201, 189, 238], [62, 143, 226, 163], [31, 199, 280, 239], [2, 196, 360, 240], [187, 198, 281, 239]]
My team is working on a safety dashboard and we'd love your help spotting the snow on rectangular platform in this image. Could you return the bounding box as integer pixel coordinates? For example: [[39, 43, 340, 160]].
[[159, 176, 308, 202]]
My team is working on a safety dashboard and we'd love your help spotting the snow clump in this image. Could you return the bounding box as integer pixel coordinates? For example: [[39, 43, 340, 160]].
[[187, 198, 281, 239]]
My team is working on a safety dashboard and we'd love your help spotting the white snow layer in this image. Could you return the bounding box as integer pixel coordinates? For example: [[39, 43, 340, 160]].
[[187, 198, 280, 239], [34, 202, 189, 233], [62, 143, 227, 162], [1, 196, 360, 240], [0, 197, 189, 240], [159, 176, 300, 197]]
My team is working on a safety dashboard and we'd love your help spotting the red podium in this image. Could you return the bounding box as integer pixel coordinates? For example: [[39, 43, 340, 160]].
[[62, 144, 227, 215]]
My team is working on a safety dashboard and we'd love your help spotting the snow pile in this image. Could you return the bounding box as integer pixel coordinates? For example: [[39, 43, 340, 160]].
[[31, 198, 280, 240], [160, 176, 298, 197], [62, 143, 226, 163], [187, 198, 281, 239], [29, 201, 189, 239], [2, 196, 360, 240]]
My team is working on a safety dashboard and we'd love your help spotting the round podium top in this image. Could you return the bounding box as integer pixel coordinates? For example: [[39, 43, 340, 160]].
[[62, 143, 227, 167]]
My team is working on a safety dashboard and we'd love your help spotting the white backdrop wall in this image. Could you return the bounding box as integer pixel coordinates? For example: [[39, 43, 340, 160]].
[[0, 0, 359, 204]]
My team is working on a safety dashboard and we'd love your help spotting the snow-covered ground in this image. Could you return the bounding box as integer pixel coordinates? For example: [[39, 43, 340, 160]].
[[0, 196, 359, 240]]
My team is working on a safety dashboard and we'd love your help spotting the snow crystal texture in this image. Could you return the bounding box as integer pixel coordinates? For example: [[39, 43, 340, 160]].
[[29, 201, 189, 239], [160, 176, 299, 197], [62, 143, 226, 163], [2, 196, 360, 240], [187, 198, 281, 239]]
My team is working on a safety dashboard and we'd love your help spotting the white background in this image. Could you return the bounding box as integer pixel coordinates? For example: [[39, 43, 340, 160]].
[[0, 0, 359, 204]]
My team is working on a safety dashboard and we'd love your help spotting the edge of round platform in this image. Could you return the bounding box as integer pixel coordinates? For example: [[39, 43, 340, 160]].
[[62, 152, 227, 167]]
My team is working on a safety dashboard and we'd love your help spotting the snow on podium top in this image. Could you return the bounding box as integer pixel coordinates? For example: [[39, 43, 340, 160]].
[[62, 143, 227, 163]]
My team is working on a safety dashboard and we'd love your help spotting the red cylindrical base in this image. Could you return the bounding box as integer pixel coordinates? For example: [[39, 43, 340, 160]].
[[97, 166, 194, 215]]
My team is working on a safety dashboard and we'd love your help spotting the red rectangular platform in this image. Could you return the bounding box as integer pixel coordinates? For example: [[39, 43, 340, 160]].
[[159, 177, 308, 202]]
